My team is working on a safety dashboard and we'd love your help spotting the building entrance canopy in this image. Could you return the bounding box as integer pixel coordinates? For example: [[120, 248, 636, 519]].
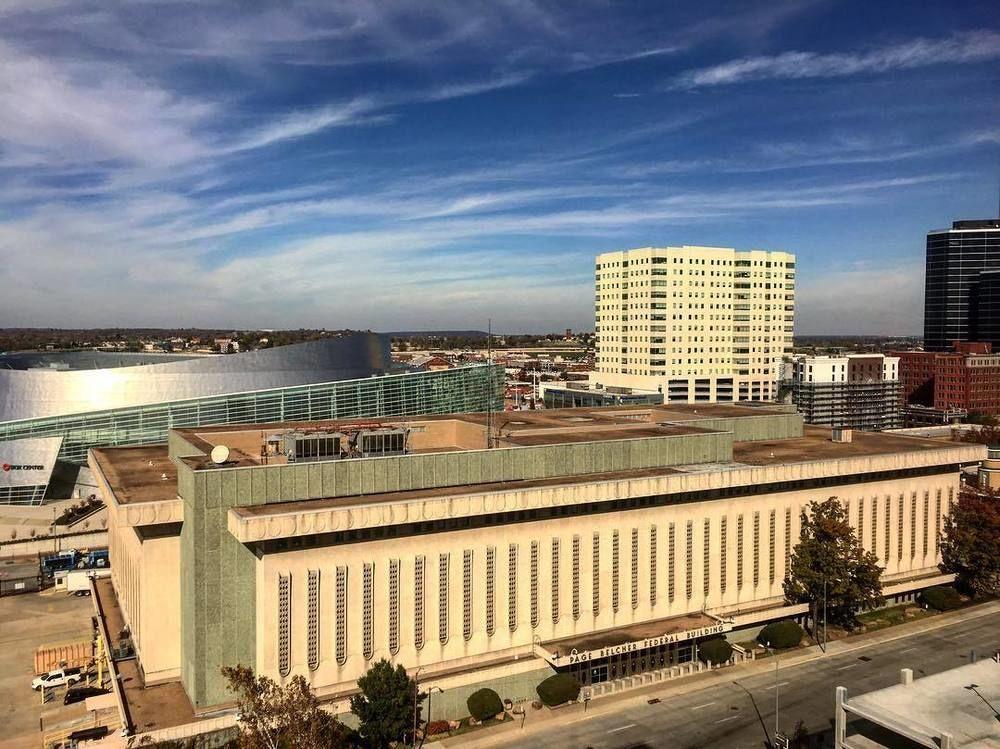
[[538, 611, 732, 667]]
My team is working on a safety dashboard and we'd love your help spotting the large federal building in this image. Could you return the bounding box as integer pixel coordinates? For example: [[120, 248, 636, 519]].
[[594, 246, 795, 403], [0, 334, 499, 504], [90, 403, 981, 733]]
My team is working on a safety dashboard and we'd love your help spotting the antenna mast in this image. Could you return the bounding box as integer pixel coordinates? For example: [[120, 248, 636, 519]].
[[486, 318, 493, 448]]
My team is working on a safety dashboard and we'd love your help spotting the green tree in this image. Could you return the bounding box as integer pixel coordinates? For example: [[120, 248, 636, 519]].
[[784, 497, 883, 629], [351, 659, 424, 749], [221, 665, 348, 749], [940, 486, 1000, 598]]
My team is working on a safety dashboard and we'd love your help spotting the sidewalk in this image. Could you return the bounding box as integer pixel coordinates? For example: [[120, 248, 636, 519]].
[[442, 600, 1000, 748]]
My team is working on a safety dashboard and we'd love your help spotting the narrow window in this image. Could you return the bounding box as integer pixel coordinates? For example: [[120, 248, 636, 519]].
[[752, 512, 760, 587], [278, 574, 291, 676], [783, 509, 791, 579], [934, 492, 942, 556], [871, 499, 878, 558], [649, 526, 658, 605], [592, 533, 601, 616], [551, 538, 560, 624], [884, 496, 891, 563], [667, 523, 676, 602], [685, 520, 693, 600], [362, 563, 374, 660], [922, 492, 930, 558], [388, 560, 400, 655], [438, 553, 449, 644], [909, 493, 917, 561], [307, 570, 320, 671], [768, 510, 776, 584], [508, 544, 518, 631], [897, 494, 905, 562], [719, 518, 727, 594], [702, 519, 711, 598], [736, 515, 744, 590], [857, 498, 865, 549], [463, 550, 473, 641], [572, 536, 581, 620], [631, 528, 640, 610], [612, 530, 621, 612], [414, 556, 425, 650], [530, 541, 540, 627], [335, 567, 347, 665], [485, 546, 496, 636]]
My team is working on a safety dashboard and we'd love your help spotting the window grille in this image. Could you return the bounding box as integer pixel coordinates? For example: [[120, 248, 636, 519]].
[[702, 519, 710, 598], [485, 546, 496, 636], [685, 521, 693, 599], [414, 556, 425, 650], [612, 531, 620, 612], [508, 544, 518, 631], [768, 510, 776, 584], [649, 526, 658, 605], [463, 550, 473, 641], [530, 541, 539, 627], [592, 533, 600, 615], [571, 536, 581, 620], [307, 570, 320, 670], [934, 493, 942, 556], [884, 496, 891, 563], [631, 528, 640, 609], [335, 567, 347, 664], [922, 492, 930, 558], [719, 519, 727, 594], [388, 560, 400, 655], [752, 512, 760, 587], [362, 563, 374, 660], [278, 574, 291, 676], [438, 553, 449, 644], [551, 538, 560, 624], [668, 523, 675, 601], [736, 515, 744, 589]]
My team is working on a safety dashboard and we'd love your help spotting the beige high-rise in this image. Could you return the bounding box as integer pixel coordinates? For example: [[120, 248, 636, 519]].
[[594, 246, 795, 402]]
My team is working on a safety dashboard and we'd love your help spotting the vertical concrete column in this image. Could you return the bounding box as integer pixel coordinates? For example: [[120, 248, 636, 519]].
[[941, 732, 953, 749], [834, 686, 847, 749], [900, 668, 913, 685]]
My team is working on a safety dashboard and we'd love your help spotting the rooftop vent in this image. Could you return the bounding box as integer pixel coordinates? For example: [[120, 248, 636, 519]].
[[831, 428, 853, 443]]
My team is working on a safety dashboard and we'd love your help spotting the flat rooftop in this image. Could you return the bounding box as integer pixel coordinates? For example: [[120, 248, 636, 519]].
[[91, 446, 177, 504], [846, 659, 1000, 748], [733, 426, 959, 465], [172, 403, 789, 469]]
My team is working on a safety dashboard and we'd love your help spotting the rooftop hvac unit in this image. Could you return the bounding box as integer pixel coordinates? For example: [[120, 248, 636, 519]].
[[831, 428, 853, 443]]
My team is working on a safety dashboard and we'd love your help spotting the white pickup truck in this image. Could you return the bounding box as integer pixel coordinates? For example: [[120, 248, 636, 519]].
[[31, 667, 83, 691]]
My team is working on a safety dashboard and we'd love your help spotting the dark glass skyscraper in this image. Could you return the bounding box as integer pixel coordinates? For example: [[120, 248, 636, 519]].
[[923, 219, 1000, 351]]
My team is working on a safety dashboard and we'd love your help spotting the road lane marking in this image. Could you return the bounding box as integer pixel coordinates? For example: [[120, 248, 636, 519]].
[[836, 663, 858, 670], [691, 702, 716, 710], [765, 681, 790, 690], [607, 724, 637, 733], [714, 714, 741, 724], [900, 646, 918, 653]]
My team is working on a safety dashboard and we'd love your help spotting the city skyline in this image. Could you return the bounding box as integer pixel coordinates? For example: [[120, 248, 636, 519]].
[[1, 1, 998, 334]]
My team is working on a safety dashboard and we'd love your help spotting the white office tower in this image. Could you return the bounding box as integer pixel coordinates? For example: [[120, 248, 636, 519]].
[[594, 246, 796, 403]]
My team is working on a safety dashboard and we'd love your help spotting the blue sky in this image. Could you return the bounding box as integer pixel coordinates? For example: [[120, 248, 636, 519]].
[[0, 1, 997, 335]]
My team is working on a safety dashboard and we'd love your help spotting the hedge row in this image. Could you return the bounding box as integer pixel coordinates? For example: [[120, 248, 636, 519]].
[[757, 620, 804, 649], [536, 673, 581, 706]]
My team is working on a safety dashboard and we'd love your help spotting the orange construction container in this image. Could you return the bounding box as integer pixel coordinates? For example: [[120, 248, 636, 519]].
[[34, 640, 93, 674]]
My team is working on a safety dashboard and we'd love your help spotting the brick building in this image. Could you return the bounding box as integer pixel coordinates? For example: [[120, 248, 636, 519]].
[[895, 342, 1000, 423]]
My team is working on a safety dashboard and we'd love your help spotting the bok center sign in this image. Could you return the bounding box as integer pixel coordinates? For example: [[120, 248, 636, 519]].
[[557, 622, 732, 665]]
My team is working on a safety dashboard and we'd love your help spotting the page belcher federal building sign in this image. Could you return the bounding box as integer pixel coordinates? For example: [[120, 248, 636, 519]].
[[550, 621, 733, 666]]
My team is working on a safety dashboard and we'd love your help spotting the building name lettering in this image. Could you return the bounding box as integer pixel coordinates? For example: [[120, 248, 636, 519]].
[[562, 623, 730, 665]]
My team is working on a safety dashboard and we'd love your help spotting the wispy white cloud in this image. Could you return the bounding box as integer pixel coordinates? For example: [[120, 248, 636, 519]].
[[671, 30, 1000, 88]]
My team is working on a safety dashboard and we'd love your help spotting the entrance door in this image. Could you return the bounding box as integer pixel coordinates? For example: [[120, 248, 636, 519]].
[[589, 664, 608, 684]]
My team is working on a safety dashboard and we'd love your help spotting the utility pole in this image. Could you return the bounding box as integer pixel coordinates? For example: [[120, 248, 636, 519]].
[[823, 577, 828, 653], [412, 667, 422, 749]]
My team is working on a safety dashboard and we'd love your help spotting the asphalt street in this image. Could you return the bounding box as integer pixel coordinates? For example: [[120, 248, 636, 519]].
[[497, 612, 1000, 749]]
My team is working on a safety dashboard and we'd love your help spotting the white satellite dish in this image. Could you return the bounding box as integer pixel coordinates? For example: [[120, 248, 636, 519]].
[[210, 444, 231, 465]]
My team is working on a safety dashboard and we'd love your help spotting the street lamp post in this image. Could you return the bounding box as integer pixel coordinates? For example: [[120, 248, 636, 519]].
[[419, 687, 444, 749], [823, 577, 828, 653], [412, 667, 422, 749], [764, 641, 780, 744]]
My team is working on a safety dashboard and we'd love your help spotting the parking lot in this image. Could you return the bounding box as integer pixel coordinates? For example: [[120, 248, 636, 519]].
[[0, 588, 96, 749]]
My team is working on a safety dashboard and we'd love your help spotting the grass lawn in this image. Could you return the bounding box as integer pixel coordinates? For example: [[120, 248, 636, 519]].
[[857, 603, 935, 632]]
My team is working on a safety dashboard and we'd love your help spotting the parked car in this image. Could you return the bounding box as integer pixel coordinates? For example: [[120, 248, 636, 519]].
[[63, 685, 108, 705], [31, 667, 82, 691]]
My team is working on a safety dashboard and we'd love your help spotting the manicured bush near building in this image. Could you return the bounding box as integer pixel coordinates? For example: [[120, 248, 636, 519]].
[[536, 674, 581, 707], [757, 620, 804, 649], [466, 688, 504, 721], [919, 586, 963, 611], [426, 720, 452, 736], [697, 637, 733, 665]]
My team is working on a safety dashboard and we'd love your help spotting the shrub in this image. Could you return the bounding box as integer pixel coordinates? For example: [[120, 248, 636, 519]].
[[466, 688, 503, 721], [697, 637, 733, 665], [919, 586, 963, 611], [426, 720, 451, 736], [536, 674, 581, 707], [757, 620, 804, 649]]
